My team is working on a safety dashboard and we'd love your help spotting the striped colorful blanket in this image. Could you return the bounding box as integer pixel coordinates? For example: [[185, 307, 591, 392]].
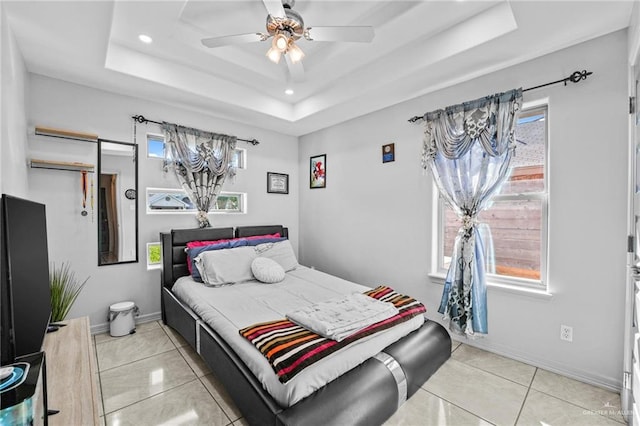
[[239, 286, 426, 383]]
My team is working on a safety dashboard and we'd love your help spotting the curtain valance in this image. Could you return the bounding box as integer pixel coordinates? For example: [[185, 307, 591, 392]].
[[162, 123, 237, 228], [421, 88, 522, 161]]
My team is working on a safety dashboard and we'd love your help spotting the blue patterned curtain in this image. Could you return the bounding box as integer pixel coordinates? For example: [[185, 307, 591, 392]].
[[421, 88, 522, 336], [163, 123, 237, 228]]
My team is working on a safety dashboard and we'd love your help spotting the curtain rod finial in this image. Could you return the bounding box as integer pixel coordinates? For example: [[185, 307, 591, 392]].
[[568, 70, 592, 84]]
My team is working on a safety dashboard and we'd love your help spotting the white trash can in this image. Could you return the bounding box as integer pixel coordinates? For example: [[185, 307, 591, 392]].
[[109, 301, 139, 337]]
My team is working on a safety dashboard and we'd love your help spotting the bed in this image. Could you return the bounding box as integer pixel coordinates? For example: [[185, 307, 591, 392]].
[[160, 225, 451, 426]]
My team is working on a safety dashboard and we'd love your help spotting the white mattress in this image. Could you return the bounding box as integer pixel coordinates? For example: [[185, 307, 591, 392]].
[[171, 266, 424, 407]]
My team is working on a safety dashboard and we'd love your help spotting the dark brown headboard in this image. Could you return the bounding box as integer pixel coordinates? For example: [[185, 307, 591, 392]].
[[160, 225, 288, 289]]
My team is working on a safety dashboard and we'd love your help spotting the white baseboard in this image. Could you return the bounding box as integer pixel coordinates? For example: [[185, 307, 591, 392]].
[[452, 336, 622, 393], [90, 311, 162, 335]]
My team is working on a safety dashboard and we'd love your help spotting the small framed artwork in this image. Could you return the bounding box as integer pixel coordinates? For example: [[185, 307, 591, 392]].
[[382, 143, 395, 163], [310, 154, 326, 189], [146, 242, 162, 270], [267, 172, 289, 194]]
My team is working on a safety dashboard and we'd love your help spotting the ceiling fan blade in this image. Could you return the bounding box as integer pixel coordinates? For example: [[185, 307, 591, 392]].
[[285, 54, 305, 82], [305, 26, 375, 43], [201, 33, 265, 48], [262, 0, 286, 19]]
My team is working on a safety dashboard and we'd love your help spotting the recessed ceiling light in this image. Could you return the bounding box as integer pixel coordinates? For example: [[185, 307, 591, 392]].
[[285, 89, 294, 95], [138, 34, 153, 44]]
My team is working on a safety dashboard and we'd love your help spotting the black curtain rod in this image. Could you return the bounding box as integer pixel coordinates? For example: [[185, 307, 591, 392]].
[[407, 69, 593, 123], [131, 115, 260, 145]]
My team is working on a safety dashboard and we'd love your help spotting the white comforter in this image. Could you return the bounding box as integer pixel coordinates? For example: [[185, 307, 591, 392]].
[[171, 266, 424, 407]]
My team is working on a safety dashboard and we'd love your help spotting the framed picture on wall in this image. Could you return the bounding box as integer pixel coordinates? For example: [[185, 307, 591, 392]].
[[146, 242, 162, 270], [310, 154, 326, 189], [382, 143, 395, 163], [267, 172, 289, 194]]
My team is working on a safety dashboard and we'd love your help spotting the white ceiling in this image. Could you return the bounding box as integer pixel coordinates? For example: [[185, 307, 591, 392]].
[[3, 0, 635, 136]]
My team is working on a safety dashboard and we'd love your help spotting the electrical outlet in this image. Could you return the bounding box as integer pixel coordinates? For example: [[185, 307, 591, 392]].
[[560, 325, 573, 342]]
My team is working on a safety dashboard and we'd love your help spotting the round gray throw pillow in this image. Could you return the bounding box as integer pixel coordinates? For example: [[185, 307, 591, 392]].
[[251, 257, 285, 283]]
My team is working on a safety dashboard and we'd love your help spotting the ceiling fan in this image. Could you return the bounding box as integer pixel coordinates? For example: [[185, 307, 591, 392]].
[[201, 0, 375, 81]]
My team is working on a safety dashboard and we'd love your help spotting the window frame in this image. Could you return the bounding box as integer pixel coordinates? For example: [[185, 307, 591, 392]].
[[145, 187, 247, 215], [232, 147, 247, 169], [433, 101, 549, 292], [146, 132, 246, 169]]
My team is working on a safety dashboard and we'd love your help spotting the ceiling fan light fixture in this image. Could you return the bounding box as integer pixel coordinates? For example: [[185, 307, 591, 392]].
[[288, 42, 305, 63], [266, 47, 282, 64], [273, 33, 289, 52], [201, 0, 375, 72]]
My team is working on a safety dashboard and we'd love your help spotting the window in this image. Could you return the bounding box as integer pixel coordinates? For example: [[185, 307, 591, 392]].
[[146, 188, 246, 214], [437, 105, 548, 288], [147, 133, 166, 159], [231, 148, 246, 169], [146, 133, 246, 169]]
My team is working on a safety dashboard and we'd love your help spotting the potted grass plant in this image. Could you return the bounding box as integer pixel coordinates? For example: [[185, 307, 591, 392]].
[[49, 262, 89, 322]]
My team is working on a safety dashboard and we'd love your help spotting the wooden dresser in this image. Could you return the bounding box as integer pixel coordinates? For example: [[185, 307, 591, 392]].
[[42, 316, 99, 425]]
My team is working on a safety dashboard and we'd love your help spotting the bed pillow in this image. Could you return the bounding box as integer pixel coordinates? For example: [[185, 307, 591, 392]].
[[195, 246, 257, 287], [254, 240, 299, 272], [251, 257, 285, 284], [185, 233, 280, 249], [185, 233, 282, 278], [228, 234, 285, 248], [245, 233, 281, 241], [186, 239, 231, 249], [186, 241, 231, 281]]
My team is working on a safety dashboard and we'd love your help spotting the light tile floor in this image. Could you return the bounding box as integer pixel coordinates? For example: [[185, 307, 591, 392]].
[[94, 321, 625, 426]]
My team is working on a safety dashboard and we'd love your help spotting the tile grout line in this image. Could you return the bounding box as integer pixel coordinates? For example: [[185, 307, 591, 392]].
[[93, 335, 107, 421], [423, 349, 530, 425], [96, 322, 177, 373], [166, 323, 239, 423], [161, 322, 240, 424], [197, 374, 236, 424], [421, 388, 497, 425], [93, 323, 165, 345], [97, 346, 176, 373], [101, 377, 201, 417], [96, 323, 196, 417], [513, 367, 537, 425], [447, 354, 533, 390], [439, 347, 625, 426], [98, 322, 198, 417], [527, 387, 627, 424], [528, 368, 625, 423], [452, 344, 536, 388], [176, 345, 211, 379]]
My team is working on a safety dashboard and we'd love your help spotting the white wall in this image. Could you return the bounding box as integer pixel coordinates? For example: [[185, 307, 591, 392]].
[[27, 74, 299, 332], [0, 4, 29, 197], [299, 30, 628, 391]]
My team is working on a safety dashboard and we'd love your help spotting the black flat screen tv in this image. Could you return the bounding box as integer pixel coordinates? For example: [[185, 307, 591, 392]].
[[1, 194, 51, 365]]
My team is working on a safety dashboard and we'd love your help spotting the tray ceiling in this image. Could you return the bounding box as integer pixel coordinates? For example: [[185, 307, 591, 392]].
[[3, 1, 634, 136]]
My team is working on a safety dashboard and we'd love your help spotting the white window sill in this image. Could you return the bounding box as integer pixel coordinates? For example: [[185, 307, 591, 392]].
[[427, 273, 553, 300], [147, 264, 162, 271]]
